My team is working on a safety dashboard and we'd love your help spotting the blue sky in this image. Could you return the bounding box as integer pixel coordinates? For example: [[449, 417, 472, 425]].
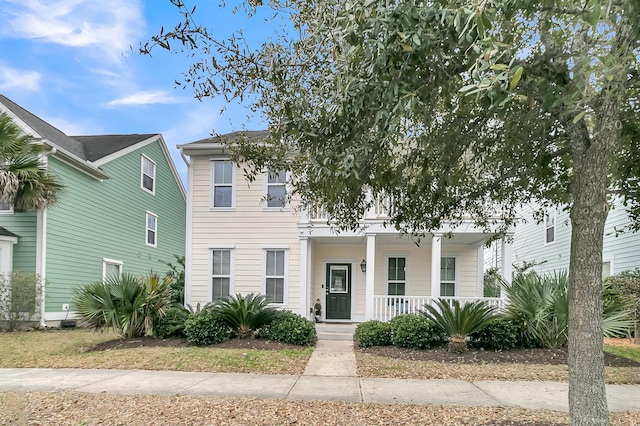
[[0, 0, 275, 185]]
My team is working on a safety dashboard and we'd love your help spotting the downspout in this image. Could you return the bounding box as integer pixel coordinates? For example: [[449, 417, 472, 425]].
[[180, 148, 193, 308], [38, 147, 56, 328]]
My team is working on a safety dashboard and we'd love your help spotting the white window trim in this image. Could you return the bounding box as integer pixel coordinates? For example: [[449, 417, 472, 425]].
[[141, 154, 156, 195], [544, 208, 556, 245], [102, 258, 123, 280], [440, 256, 457, 297], [386, 255, 408, 296], [145, 211, 158, 248], [210, 160, 236, 210], [263, 168, 290, 211], [0, 201, 14, 214], [602, 257, 614, 278], [262, 248, 289, 306], [209, 248, 234, 302]]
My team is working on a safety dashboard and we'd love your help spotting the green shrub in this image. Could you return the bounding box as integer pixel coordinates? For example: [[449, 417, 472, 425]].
[[504, 271, 633, 348], [184, 307, 232, 346], [390, 314, 447, 349], [154, 306, 189, 339], [0, 271, 45, 331], [214, 293, 279, 339], [72, 273, 172, 339], [354, 320, 392, 348], [421, 299, 497, 352], [470, 316, 519, 351], [267, 310, 316, 346]]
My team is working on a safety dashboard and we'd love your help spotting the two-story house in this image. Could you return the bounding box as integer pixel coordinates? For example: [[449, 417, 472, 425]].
[[0, 95, 186, 326], [508, 202, 640, 278], [179, 131, 512, 322]]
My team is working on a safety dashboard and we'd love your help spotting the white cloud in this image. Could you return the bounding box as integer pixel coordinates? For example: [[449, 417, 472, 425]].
[[106, 91, 182, 107], [0, 65, 41, 91], [1, 0, 144, 63]]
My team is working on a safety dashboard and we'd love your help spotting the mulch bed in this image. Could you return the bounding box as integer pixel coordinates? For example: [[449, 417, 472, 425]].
[[358, 345, 640, 367], [91, 337, 305, 351], [91, 337, 640, 368]]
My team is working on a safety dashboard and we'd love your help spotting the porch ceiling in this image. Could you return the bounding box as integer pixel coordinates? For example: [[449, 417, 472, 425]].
[[307, 232, 492, 247]]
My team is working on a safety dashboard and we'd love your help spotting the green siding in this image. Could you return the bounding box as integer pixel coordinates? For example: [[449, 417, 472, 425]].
[[0, 211, 37, 273], [44, 139, 186, 312]]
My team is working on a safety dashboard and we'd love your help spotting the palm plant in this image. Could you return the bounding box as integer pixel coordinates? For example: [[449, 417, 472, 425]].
[[503, 271, 633, 348], [213, 293, 279, 339], [0, 113, 63, 210], [421, 299, 497, 352], [72, 273, 172, 339]]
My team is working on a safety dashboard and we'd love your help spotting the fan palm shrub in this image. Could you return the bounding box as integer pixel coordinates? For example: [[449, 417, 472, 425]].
[[213, 293, 279, 339], [503, 271, 634, 348], [72, 272, 172, 339], [421, 299, 497, 352], [0, 113, 63, 210]]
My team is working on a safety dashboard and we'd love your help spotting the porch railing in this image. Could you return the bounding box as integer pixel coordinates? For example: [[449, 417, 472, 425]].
[[372, 295, 506, 322]]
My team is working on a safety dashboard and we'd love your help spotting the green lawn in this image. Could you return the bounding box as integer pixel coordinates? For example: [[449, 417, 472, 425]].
[[0, 329, 312, 375], [605, 343, 640, 363]]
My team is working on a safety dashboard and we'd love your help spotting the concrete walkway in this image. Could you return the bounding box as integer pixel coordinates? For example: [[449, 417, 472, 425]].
[[1, 368, 639, 411], [1, 324, 639, 412]]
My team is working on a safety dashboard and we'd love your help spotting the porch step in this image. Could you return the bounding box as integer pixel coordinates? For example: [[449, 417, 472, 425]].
[[316, 323, 357, 341]]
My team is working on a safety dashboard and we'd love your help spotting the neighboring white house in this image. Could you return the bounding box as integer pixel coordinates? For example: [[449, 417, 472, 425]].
[[179, 131, 513, 322], [509, 201, 640, 278]]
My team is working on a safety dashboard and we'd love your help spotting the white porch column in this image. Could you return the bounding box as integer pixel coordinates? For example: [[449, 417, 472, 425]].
[[365, 233, 376, 320], [500, 233, 514, 298], [299, 236, 310, 319], [431, 234, 441, 299]]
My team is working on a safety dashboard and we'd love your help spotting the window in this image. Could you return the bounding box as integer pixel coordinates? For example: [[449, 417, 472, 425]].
[[211, 249, 232, 300], [545, 209, 556, 244], [440, 257, 456, 296], [602, 260, 612, 279], [265, 249, 286, 304], [146, 212, 157, 247], [0, 201, 12, 213], [388, 257, 406, 296], [103, 258, 123, 280], [266, 169, 287, 208], [212, 161, 234, 208], [141, 155, 156, 194]]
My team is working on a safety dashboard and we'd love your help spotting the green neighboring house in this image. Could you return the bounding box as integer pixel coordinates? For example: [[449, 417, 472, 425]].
[[0, 95, 186, 326]]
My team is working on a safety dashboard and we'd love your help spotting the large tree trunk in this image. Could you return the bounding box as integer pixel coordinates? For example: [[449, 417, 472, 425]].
[[567, 103, 622, 426], [568, 168, 608, 426]]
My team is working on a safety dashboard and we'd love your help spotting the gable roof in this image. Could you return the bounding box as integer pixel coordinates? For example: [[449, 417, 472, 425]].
[[0, 95, 183, 196], [184, 130, 270, 146], [178, 130, 269, 156], [0, 94, 87, 159], [72, 134, 158, 162]]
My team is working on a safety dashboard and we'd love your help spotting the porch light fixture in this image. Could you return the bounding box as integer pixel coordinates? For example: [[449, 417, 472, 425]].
[[360, 259, 366, 273]]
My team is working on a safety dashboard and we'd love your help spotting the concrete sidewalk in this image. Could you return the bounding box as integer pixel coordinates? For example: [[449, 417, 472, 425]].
[[1, 367, 639, 412]]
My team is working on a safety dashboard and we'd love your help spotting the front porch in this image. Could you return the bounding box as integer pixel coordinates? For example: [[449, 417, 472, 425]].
[[298, 222, 513, 323]]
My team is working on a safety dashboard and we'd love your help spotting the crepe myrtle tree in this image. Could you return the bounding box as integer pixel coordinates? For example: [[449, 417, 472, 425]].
[[142, 1, 640, 424]]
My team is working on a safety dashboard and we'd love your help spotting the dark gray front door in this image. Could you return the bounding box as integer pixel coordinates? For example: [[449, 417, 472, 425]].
[[325, 263, 351, 320]]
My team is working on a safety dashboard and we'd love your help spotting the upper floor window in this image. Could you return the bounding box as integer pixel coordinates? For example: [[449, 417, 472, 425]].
[[141, 155, 156, 194], [211, 249, 232, 300], [440, 257, 456, 297], [265, 249, 287, 304], [265, 169, 287, 208], [211, 161, 234, 208], [146, 212, 157, 247], [388, 257, 406, 296], [545, 209, 556, 244]]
